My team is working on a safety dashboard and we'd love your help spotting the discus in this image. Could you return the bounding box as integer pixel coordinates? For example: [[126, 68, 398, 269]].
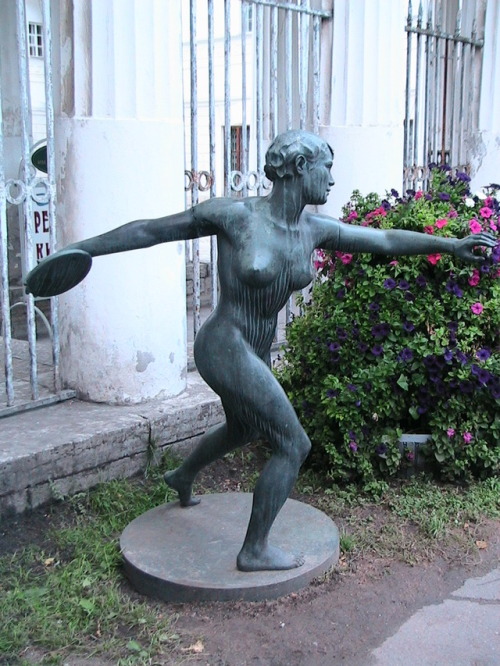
[[24, 248, 93, 297]]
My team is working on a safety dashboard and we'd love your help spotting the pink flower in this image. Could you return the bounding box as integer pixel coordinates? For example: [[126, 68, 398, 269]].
[[389, 260, 399, 266], [485, 197, 494, 206], [447, 210, 458, 218], [415, 190, 423, 200], [463, 432, 473, 444], [427, 253, 442, 265], [424, 225, 435, 234], [480, 207, 493, 218], [471, 302, 484, 315], [447, 428, 455, 437], [468, 269, 480, 286], [347, 210, 358, 221], [349, 441, 358, 452], [340, 253, 353, 265], [469, 219, 483, 234], [490, 221, 498, 232], [435, 218, 448, 228]]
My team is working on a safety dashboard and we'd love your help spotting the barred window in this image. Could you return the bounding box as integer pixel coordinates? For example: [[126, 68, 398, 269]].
[[28, 23, 43, 58]]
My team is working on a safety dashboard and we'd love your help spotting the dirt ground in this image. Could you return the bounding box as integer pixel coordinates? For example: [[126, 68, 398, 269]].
[[2, 451, 500, 665]]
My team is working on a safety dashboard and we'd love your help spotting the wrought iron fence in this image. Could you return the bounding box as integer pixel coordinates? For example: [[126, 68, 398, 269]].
[[0, 0, 75, 417], [183, 0, 333, 337], [403, 0, 486, 192]]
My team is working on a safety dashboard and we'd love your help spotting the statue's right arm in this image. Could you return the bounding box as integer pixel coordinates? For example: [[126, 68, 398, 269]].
[[69, 205, 218, 257]]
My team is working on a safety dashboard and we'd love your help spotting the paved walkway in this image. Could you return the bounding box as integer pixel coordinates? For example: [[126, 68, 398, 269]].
[[371, 567, 500, 665]]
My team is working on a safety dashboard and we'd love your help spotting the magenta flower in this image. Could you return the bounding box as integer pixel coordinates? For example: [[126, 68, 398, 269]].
[[471, 302, 484, 315], [463, 432, 473, 444], [349, 441, 358, 452], [427, 253, 441, 265], [415, 190, 423, 200], [340, 253, 353, 265], [446, 428, 455, 437], [468, 269, 480, 287], [424, 225, 435, 234], [469, 219, 483, 234], [347, 210, 358, 221], [480, 206, 493, 218], [435, 218, 448, 229]]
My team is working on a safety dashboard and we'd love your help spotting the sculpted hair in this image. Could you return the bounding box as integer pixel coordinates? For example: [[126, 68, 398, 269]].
[[264, 130, 333, 182]]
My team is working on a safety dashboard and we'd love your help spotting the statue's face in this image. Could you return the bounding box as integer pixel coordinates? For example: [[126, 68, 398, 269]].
[[302, 147, 334, 206]]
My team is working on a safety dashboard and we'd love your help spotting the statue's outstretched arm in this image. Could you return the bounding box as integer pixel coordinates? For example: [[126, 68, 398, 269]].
[[25, 206, 218, 297], [312, 214, 497, 264]]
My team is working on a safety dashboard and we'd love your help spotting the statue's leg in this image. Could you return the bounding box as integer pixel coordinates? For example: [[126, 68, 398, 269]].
[[232, 365, 311, 572], [164, 418, 255, 506]]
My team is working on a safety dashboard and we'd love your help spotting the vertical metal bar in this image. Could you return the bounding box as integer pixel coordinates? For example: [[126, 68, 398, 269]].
[[255, 2, 263, 194], [285, 7, 292, 130], [412, 3, 423, 175], [299, 0, 309, 129], [312, 15, 321, 135], [41, 0, 61, 392], [270, 4, 278, 138], [208, 0, 218, 310], [241, 0, 248, 197], [423, 4, 431, 181], [0, 77, 15, 406], [441, 38, 449, 165], [403, 1, 413, 188], [458, 34, 467, 167], [431, 8, 441, 165], [448, 7, 461, 169], [224, 0, 231, 197], [16, 0, 39, 400], [189, 0, 201, 337]]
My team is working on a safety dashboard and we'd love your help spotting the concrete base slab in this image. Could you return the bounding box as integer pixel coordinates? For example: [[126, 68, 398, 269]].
[[121, 492, 339, 602]]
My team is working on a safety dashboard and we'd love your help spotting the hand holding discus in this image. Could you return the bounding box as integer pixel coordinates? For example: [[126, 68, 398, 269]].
[[24, 248, 93, 298]]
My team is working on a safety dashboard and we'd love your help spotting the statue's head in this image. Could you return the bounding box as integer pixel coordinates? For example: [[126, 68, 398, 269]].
[[264, 130, 333, 182]]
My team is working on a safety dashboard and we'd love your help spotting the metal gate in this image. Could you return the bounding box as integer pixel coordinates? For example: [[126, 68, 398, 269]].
[[403, 0, 486, 191], [183, 0, 333, 338], [0, 0, 75, 417]]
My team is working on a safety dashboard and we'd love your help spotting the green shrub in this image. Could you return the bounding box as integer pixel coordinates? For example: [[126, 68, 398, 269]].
[[278, 169, 500, 487]]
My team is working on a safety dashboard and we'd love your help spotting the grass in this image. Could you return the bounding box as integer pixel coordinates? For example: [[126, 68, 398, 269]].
[[1, 447, 499, 664], [0, 463, 180, 665]]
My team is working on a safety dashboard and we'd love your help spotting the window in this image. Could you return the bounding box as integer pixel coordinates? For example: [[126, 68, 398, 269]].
[[230, 125, 250, 173], [28, 23, 43, 58], [245, 4, 253, 33]]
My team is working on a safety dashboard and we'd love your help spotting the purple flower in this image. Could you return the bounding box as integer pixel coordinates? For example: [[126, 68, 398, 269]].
[[328, 342, 341, 352], [326, 389, 339, 398], [456, 171, 471, 182], [456, 351, 468, 365], [398, 347, 414, 362], [490, 381, 500, 399], [381, 200, 391, 211], [349, 441, 358, 452], [398, 280, 410, 290], [371, 344, 384, 356], [404, 291, 415, 302], [337, 327, 348, 341], [358, 342, 369, 353], [453, 284, 463, 298], [443, 349, 453, 362], [477, 348, 491, 361], [439, 192, 451, 201], [416, 275, 427, 288], [383, 278, 396, 290], [403, 320, 415, 333], [336, 288, 346, 299], [368, 302, 380, 312], [448, 321, 459, 332], [376, 443, 388, 455], [391, 188, 399, 198], [347, 383, 357, 392]]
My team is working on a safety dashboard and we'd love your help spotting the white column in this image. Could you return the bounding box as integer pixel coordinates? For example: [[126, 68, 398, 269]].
[[470, 1, 500, 192], [319, 0, 408, 215], [53, 0, 187, 404]]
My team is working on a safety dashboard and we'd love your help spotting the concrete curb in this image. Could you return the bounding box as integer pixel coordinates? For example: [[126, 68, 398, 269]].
[[0, 372, 224, 518]]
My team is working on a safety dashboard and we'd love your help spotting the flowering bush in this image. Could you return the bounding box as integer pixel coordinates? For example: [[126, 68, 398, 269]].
[[278, 169, 500, 486]]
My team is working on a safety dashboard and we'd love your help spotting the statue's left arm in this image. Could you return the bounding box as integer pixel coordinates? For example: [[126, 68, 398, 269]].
[[311, 214, 497, 264]]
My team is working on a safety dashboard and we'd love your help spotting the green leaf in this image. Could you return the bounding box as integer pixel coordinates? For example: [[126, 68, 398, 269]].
[[78, 598, 95, 613], [397, 374, 409, 391], [127, 640, 142, 652]]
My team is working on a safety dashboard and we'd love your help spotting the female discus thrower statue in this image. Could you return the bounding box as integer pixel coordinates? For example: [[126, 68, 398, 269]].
[[26, 130, 497, 572]]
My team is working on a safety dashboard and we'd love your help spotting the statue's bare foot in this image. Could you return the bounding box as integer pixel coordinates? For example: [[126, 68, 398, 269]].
[[164, 469, 200, 507], [237, 545, 304, 572]]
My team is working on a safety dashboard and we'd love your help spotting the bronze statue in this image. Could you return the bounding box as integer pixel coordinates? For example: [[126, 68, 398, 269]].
[[26, 130, 496, 572]]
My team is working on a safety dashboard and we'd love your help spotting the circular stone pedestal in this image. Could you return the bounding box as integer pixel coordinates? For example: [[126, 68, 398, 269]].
[[121, 492, 339, 602]]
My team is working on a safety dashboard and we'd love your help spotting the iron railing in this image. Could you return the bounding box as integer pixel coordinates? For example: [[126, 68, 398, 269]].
[[403, 0, 485, 192]]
